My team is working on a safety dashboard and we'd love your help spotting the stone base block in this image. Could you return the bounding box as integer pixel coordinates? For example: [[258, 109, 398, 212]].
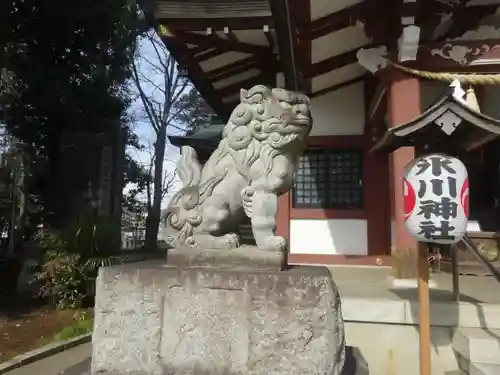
[[166, 245, 285, 271], [91, 261, 345, 375]]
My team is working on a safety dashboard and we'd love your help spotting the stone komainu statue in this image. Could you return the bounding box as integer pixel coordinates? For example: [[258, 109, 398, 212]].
[[162, 85, 312, 252]]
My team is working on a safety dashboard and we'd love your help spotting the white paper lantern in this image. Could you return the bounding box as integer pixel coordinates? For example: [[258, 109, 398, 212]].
[[403, 153, 469, 244]]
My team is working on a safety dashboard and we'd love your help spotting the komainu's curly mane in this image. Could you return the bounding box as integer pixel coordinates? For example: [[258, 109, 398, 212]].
[[160, 85, 312, 252]]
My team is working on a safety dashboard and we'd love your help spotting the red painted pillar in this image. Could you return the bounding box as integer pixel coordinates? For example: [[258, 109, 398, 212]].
[[276, 192, 290, 240], [388, 69, 419, 250]]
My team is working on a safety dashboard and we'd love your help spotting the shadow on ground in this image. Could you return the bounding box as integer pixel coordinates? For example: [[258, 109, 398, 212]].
[[342, 346, 369, 375], [0, 292, 49, 319], [59, 357, 91, 375], [390, 286, 500, 370]]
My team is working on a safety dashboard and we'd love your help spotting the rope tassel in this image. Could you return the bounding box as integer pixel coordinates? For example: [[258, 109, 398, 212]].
[[466, 85, 481, 113], [386, 60, 486, 112]]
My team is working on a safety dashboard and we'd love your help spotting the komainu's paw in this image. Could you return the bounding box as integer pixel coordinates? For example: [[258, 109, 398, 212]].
[[222, 233, 240, 248], [260, 235, 287, 252], [186, 233, 240, 250]]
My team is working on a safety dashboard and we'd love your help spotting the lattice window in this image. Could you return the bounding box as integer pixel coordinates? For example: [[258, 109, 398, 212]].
[[293, 149, 364, 209]]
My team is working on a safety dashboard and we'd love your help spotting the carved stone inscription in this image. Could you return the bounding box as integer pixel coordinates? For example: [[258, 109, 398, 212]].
[[161, 287, 249, 373]]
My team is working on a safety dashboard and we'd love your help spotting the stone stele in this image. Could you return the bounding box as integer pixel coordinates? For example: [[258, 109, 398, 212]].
[[90, 261, 346, 375]]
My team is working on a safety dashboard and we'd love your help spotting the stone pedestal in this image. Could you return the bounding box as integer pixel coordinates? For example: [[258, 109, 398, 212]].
[[165, 245, 285, 271], [90, 250, 345, 375]]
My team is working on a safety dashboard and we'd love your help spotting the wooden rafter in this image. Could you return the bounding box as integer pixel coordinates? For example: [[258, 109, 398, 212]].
[[307, 45, 370, 78], [263, 26, 275, 52], [363, 0, 401, 47], [419, 18, 444, 44], [206, 57, 259, 81], [418, 0, 449, 43], [363, 75, 376, 133], [223, 27, 240, 43], [218, 73, 272, 98], [310, 75, 367, 98], [195, 47, 230, 62], [156, 16, 273, 32], [398, 0, 420, 35], [270, 0, 299, 90], [436, 4, 498, 41], [289, 0, 311, 93], [189, 45, 211, 56], [430, 0, 462, 14], [364, 75, 387, 135], [368, 77, 388, 123], [177, 30, 273, 57], [159, 34, 231, 121], [399, 0, 419, 19], [309, 2, 367, 40]]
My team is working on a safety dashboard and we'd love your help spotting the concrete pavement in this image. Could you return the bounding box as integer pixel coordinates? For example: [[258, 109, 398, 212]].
[[3, 343, 91, 375]]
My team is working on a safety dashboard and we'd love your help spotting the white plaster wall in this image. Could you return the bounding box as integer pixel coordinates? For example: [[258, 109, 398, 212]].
[[310, 82, 365, 136], [293, 83, 366, 257], [289, 219, 368, 255]]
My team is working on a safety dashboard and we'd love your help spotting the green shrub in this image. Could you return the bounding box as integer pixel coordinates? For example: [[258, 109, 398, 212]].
[[53, 311, 94, 341], [37, 213, 122, 309], [37, 231, 86, 309]]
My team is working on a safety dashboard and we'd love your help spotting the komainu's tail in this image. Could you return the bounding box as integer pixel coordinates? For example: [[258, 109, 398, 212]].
[[160, 146, 202, 247], [177, 146, 201, 188]]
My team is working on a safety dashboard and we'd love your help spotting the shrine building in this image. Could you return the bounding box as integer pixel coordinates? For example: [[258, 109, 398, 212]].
[[144, 0, 500, 268]]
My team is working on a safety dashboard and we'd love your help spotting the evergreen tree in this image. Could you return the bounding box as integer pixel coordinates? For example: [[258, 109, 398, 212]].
[[173, 87, 220, 136], [0, 0, 142, 228]]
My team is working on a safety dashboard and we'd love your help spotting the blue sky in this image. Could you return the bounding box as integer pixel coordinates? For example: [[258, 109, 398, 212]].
[[125, 32, 186, 208]]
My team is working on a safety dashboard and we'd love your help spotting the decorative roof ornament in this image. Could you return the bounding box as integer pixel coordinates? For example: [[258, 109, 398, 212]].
[[398, 25, 421, 62], [371, 89, 498, 154], [357, 24, 421, 70], [357, 45, 500, 89], [356, 46, 388, 73]]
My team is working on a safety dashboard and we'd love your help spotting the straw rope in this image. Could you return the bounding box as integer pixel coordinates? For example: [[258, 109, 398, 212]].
[[388, 60, 500, 85]]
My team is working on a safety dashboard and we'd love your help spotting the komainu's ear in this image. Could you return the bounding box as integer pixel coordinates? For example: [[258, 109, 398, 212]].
[[240, 88, 248, 101]]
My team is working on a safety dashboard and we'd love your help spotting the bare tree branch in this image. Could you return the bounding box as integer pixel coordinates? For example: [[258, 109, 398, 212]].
[[146, 33, 171, 73], [137, 72, 165, 94], [131, 58, 161, 134], [161, 171, 176, 199], [141, 55, 166, 75], [131, 30, 209, 249]]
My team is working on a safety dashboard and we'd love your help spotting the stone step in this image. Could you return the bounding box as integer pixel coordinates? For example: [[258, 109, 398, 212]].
[[469, 363, 500, 375], [452, 327, 500, 365]]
